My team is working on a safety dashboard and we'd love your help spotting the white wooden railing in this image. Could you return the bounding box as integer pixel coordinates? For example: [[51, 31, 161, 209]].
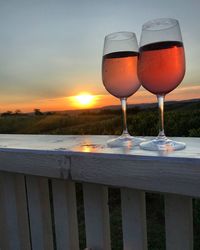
[[0, 134, 199, 250]]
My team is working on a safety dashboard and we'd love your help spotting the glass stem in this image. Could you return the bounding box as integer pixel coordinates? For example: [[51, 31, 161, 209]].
[[121, 98, 128, 135], [157, 95, 166, 139]]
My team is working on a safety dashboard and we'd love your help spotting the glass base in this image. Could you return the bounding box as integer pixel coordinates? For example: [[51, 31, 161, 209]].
[[140, 137, 186, 151], [107, 133, 145, 148]]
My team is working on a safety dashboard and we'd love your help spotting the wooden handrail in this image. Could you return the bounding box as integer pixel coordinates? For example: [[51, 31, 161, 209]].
[[0, 135, 198, 250], [0, 135, 199, 197]]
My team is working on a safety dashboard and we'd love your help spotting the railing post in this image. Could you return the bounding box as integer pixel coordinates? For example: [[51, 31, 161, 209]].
[[165, 194, 193, 250], [83, 183, 111, 250], [121, 188, 147, 250], [0, 173, 31, 250], [26, 176, 54, 250], [51, 180, 79, 250]]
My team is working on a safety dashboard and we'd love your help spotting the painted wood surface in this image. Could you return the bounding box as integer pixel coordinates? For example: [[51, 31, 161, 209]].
[[0, 150, 70, 179], [51, 180, 79, 250], [83, 183, 111, 250], [0, 173, 31, 250], [71, 152, 200, 197], [0, 135, 199, 197], [0, 135, 199, 159], [165, 194, 193, 250], [26, 176, 54, 250], [0, 135, 197, 250], [121, 188, 147, 250]]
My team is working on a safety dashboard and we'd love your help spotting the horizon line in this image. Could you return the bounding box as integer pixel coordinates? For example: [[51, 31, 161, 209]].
[[1, 97, 199, 114]]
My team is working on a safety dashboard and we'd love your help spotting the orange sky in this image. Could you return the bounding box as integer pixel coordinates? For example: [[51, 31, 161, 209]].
[[1, 85, 199, 113], [1, 1, 200, 113]]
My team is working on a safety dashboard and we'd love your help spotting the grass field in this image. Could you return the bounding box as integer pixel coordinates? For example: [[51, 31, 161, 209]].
[[1, 99, 200, 137]]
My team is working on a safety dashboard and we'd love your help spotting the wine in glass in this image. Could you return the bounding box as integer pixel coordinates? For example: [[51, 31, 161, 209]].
[[102, 31, 144, 147], [138, 18, 186, 151]]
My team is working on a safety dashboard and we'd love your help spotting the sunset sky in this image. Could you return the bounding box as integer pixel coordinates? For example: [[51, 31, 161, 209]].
[[0, 0, 200, 112]]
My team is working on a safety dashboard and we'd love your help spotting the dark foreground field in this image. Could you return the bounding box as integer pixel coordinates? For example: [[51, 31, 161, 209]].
[[1, 99, 200, 249], [0, 99, 200, 137]]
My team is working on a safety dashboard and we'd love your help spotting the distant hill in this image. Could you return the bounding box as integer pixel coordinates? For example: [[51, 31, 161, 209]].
[[7, 98, 199, 116], [53, 98, 200, 115], [101, 98, 200, 110]]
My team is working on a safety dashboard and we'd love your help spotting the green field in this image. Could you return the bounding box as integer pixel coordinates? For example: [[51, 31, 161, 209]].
[[1, 99, 200, 249], [1, 99, 200, 137]]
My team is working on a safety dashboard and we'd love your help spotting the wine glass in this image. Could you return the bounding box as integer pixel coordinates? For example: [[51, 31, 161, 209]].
[[138, 18, 186, 151], [102, 31, 145, 147]]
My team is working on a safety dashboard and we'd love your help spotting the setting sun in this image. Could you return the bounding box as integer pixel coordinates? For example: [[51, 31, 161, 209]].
[[73, 93, 96, 108], [68, 93, 104, 109]]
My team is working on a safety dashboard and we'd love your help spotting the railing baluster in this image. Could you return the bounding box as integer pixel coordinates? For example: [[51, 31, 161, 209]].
[[121, 188, 147, 250], [51, 180, 79, 250], [165, 194, 193, 250], [83, 183, 111, 250], [26, 176, 54, 250], [0, 172, 31, 250]]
